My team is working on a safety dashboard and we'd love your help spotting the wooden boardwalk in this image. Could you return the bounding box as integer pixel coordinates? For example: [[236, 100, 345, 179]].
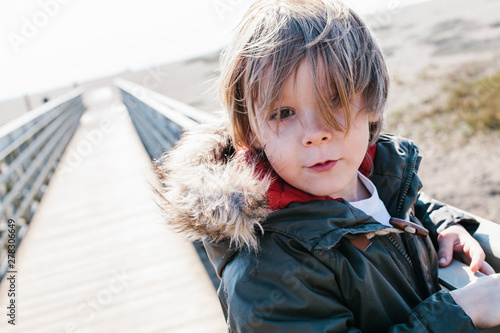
[[0, 86, 226, 332]]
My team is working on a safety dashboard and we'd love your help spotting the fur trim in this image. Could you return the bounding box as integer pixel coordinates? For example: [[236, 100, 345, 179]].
[[153, 120, 272, 251], [365, 228, 403, 239]]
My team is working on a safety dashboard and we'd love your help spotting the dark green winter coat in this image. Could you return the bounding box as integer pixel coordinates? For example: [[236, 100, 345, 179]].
[[157, 121, 480, 332]]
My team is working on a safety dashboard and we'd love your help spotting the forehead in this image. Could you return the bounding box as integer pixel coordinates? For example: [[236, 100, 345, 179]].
[[283, 59, 329, 95], [256, 57, 333, 103]]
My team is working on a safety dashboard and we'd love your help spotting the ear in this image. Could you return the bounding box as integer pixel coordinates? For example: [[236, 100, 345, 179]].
[[368, 111, 382, 123], [367, 111, 383, 145]]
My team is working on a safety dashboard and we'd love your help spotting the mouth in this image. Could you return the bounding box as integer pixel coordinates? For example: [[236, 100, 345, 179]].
[[308, 160, 338, 172]]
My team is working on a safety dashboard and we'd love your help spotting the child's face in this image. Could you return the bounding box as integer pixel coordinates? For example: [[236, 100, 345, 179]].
[[254, 60, 374, 202]]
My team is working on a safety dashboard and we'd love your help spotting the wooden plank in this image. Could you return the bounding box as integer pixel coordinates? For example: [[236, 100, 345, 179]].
[[0, 86, 226, 332], [438, 259, 485, 291]]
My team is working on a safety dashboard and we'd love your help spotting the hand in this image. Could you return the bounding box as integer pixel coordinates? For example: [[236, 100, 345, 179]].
[[437, 224, 495, 275], [450, 274, 500, 329]]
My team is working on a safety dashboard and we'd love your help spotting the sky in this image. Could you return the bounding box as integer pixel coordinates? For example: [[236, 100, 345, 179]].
[[0, 0, 430, 102]]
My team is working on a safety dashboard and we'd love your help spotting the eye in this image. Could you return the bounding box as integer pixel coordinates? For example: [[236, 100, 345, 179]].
[[270, 108, 295, 121]]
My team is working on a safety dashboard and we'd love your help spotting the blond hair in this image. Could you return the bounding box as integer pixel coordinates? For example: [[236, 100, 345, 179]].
[[219, 0, 389, 149]]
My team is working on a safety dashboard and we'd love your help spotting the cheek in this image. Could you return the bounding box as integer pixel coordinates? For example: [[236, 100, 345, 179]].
[[262, 138, 281, 163], [351, 123, 371, 161], [259, 121, 299, 175], [351, 114, 371, 140], [342, 117, 370, 156], [265, 150, 291, 178], [260, 124, 281, 152], [261, 136, 290, 173]]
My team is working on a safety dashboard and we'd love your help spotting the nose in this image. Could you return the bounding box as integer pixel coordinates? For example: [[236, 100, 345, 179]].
[[301, 116, 332, 146]]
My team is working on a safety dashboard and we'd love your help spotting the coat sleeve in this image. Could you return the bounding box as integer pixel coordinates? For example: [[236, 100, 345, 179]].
[[414, 192, 480, 245], [218, 234, 478, 333], [388, 290, 479, 333]]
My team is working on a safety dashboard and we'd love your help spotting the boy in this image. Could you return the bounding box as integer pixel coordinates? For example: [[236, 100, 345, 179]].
[[156, 0, 500, 331]]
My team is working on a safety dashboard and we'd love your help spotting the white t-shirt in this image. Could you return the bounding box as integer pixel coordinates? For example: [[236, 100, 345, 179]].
[[349, 172, 392, 227]]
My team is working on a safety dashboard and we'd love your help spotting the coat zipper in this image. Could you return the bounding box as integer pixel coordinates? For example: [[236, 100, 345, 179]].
[[389, 144, 432, 296], [395, 145, 419, 218], [386, 144, 419, 280], [385, 233, 414, 271]]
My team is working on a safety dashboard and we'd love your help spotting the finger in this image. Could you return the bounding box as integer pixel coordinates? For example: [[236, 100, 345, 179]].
[[437, 234, 457, 267], [462, 239, 485, 274], [479, 261, 496, 276]]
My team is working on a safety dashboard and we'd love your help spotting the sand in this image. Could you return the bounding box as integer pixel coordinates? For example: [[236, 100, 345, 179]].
[[1, 0, 499, 222], [366, 0, 500, 222]]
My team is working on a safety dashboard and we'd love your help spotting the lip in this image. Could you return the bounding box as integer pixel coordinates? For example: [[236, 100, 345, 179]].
[[308, 160, 338, 172]]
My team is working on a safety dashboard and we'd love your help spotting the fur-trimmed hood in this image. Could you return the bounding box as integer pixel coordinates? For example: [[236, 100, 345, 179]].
[[154, 119, 272, 251]]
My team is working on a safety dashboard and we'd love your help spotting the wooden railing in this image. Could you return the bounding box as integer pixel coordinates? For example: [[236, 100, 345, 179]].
[[115, 79, 220, 288], [116, 80, 500, 330], [114, 78, 213, 159], [0, 89, 84, 279]]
